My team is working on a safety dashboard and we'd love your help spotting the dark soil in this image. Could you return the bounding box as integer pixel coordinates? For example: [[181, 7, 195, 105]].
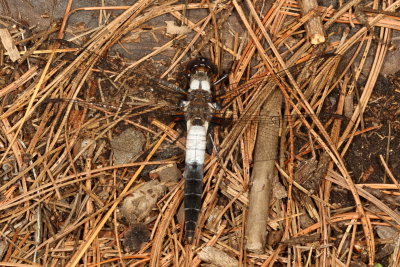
[[345, 74, 400, 184]]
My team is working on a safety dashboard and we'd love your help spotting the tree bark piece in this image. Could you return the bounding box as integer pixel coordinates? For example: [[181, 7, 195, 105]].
[[300, 0, 326, 44], [245, 89, 282, 252], [0, 28, 20, 62], [197, 246, 238, 267]]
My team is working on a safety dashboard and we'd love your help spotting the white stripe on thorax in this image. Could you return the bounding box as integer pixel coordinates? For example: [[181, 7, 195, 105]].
[[189, 79, 211, 92], [185, 124, 208, 165]]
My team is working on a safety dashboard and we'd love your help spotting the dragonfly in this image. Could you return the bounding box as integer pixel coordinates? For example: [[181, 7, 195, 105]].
[[38, 39, 344, 241]]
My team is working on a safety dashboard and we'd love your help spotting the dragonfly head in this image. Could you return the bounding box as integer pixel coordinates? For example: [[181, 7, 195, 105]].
[[186, 57, 217, 93], [186, 57, 217, 77]]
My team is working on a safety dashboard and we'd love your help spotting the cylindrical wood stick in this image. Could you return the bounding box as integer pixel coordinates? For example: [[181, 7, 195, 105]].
[[300, 0, 326, 44], [245, 89, 282, 252]]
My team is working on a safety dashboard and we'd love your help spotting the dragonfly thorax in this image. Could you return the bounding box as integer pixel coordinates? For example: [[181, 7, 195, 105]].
[[183, 88, 214, 126]]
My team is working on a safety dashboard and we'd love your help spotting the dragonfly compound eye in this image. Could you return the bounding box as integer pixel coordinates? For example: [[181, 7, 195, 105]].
[[186, 57, 217, 77]]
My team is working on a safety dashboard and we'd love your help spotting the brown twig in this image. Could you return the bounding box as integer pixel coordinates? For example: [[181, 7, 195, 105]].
[[245, 89, 282, 251], [299, 0, 325, 44]]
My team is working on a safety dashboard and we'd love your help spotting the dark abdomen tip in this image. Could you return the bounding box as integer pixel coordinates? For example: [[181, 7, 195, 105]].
[[184, 163, 203, 240]]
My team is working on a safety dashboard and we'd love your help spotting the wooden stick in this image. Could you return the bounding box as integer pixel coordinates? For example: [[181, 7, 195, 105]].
[[299, 0, 325, 44], [245, 89, 282, 252]]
